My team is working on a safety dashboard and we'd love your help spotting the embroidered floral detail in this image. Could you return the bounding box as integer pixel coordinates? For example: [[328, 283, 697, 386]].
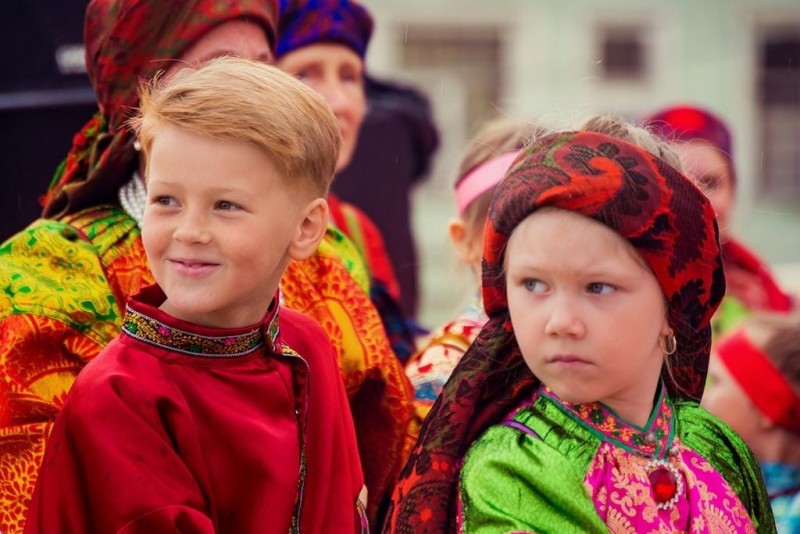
[[541, 384, 675, 458], [123, 306, 268, 358], [263, 309, 281, 354], [584, 441, 756, 532]]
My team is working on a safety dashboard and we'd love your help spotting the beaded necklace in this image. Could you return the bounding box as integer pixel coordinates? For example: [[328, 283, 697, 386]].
[[118, 172, 147, 227]]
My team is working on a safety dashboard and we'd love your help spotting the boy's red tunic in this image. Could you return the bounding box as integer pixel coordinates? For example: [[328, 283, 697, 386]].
[[23, 285, 364, 533]]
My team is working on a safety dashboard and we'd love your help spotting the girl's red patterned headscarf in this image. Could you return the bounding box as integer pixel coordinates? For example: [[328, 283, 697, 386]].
[[42, 0, 278, 218], [384, 130, 725, 533]]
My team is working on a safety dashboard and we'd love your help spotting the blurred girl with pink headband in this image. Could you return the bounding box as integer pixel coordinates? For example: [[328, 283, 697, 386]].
[[405, 118, 546, 424]]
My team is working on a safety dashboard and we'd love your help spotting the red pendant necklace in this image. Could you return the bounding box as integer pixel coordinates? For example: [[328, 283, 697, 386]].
[[644, 438, 684, 510]]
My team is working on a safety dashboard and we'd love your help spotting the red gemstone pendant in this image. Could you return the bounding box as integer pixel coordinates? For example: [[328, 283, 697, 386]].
[[649, 467, 677, 502], [646, 461, 684, 509]]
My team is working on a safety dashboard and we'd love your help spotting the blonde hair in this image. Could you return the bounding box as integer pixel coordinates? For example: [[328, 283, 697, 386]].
[[578, 115, 683, 171], [456, 118, 549, 240], [130, 57, 341, 197]]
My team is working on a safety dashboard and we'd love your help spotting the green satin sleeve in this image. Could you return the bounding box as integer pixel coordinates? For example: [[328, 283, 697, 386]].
[[459, 424, 607, 534], [675, 402, 777, 534]]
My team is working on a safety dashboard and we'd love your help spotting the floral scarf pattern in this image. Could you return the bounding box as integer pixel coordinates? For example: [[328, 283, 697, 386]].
[[43, 0, 278, 217]]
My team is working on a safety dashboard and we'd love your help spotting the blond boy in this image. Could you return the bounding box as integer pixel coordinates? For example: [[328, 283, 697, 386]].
[[24, 58, 365, 533]]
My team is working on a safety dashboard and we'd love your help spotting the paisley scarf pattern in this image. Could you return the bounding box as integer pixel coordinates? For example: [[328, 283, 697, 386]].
[[43, 0, 278, 217]]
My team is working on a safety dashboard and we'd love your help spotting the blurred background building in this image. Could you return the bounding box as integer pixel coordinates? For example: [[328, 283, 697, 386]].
[[363, 0, 800, 326], [1, 0, 798, 326]]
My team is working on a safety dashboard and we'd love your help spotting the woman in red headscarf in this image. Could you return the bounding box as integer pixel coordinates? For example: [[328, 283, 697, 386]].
[[384, 116, 774, 533], [646, 105, 795, 335], [0, 3, 277, 532]]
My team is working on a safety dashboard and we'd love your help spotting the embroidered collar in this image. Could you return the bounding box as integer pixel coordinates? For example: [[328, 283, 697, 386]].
[[122, 284, 281, 358], [540, 383, 676, 458]]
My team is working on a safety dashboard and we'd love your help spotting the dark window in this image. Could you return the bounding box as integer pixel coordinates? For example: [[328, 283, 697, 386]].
[[599, 27, 647, 80], [758, 29, 800, 197]]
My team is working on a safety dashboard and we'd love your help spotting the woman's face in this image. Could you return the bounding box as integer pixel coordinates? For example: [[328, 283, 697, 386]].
[[675, 141, 735, 241], [278, 43, 367, 172], [168, 19, 273, 78]]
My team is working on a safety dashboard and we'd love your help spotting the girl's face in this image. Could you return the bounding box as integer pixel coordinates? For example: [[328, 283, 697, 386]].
[[278, 43, 366, 172], [675, 141, 735, 241], [505, 209, 670, 424]]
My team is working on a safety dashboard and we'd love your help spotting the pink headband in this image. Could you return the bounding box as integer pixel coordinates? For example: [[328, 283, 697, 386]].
[[455, 150, 520, 215], [717, 330, 800, 435]]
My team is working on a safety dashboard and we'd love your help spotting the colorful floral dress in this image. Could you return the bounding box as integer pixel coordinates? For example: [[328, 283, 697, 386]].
[[406, 299, 486, 420], [458, 385, 775, 533]]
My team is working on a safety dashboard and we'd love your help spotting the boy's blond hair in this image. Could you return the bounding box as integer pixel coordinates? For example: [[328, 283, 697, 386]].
[[130, 57, 340, 197]]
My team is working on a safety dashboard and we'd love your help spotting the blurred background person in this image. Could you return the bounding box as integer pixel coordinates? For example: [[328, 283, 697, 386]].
[[277, 0, 420, 364], [334, 73, 439, 322], [646, 105, 795, 334], [405, 117, 545, 426], [703, 313, 800, 532]]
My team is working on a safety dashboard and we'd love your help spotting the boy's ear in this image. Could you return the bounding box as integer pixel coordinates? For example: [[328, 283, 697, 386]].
[[448, 218, 481, 264], [289, 198, 328, 260]]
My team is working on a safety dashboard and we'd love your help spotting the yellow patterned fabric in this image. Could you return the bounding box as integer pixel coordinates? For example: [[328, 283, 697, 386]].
[[281, 227, 415, 526], [0, 206, 152, 533]]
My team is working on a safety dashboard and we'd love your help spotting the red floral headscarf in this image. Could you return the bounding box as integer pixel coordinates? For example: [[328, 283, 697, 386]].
[[384, 130, 725, 533], [42, 0, 278, 218]]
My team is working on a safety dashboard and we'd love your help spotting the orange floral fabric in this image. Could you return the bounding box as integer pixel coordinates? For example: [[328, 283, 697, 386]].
[[281, 228, 415, 525]]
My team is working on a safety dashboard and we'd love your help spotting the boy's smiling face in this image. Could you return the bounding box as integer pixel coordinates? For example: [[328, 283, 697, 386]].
[[142, 125, 310, 329]]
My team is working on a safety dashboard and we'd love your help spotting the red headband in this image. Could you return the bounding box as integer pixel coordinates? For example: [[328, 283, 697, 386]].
[[716, 330, 800, 435]]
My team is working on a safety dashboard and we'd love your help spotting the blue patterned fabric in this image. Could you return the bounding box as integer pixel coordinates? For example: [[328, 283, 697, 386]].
[[763, 463, 800, 533], [277, 0, 373, 58]]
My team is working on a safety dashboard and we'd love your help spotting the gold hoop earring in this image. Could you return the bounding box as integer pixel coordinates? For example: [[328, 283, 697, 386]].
[[660, 330, 677, 356]]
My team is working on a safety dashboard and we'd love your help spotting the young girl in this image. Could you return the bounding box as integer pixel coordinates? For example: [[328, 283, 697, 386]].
[[385, 116, 775, 533], [405, 118, 545, 420], [704, 313, 800, 532]]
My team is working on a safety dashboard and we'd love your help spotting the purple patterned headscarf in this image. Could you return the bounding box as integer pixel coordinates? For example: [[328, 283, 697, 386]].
[[277, 0, 373, 59]]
